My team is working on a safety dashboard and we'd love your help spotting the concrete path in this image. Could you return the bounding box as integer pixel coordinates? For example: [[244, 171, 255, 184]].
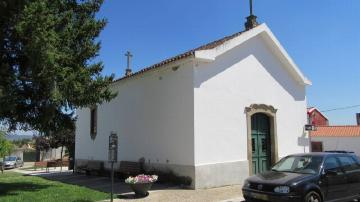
[[103, 185, 245, 202], [13, 168, 245, 202], [12, 161, 70, 175], [40, 173, 245, 202]]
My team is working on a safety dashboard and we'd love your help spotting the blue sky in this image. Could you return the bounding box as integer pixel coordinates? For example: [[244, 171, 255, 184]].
[[96, 0, 360, 125]]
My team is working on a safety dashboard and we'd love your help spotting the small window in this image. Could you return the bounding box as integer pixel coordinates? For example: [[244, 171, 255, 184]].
[[90, 106, 97, 139], [311, 142, 323, 152], [261, 138, 267, 153], [252, 138, 256, 153]]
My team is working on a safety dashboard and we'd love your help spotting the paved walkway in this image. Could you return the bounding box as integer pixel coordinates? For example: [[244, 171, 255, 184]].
[[15, 166, 70, 175], [104, 185, 245, 202], [39, 172, 170, 194], [13, 168, 245, 202]]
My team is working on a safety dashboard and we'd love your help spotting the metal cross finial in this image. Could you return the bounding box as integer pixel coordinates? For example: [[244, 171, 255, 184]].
[[250, 0, 253, 16], [124, 51, 133, 76]]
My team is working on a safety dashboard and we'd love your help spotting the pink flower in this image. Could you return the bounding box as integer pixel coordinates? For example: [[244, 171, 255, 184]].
[[125, 174, 158, 184]]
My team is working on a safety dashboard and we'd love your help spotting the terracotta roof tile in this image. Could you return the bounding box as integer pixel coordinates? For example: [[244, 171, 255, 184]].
[[310, 126, 360, 137], [114, 30, 246, 82]]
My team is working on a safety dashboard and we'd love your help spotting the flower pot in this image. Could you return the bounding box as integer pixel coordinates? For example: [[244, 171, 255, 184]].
[[129, 182, 153, 197]]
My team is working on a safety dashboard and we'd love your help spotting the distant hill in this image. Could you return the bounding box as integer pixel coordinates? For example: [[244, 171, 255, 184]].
[[5, 134, 33, 141]]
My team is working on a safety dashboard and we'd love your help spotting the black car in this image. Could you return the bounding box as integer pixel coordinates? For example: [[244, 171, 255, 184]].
[[242, 152, 360, 202]]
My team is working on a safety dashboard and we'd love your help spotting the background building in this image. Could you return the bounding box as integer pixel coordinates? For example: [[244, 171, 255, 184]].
[[307, 107, 329, 126], [310, 112, 360, 156]]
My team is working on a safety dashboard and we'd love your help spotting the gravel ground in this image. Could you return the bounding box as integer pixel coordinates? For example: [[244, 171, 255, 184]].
[[103, 185, 244, 202]]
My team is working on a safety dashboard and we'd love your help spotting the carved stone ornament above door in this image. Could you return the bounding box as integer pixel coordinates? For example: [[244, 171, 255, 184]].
[[245, 104, 277, 114]]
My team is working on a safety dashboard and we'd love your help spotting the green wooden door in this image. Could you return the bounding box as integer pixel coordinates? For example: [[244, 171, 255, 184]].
[[251, 113, 271, 174]]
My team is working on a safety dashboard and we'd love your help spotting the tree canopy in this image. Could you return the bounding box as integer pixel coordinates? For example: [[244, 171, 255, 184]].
[[34, 135, 50, 152], [0, 0, 116, 132]]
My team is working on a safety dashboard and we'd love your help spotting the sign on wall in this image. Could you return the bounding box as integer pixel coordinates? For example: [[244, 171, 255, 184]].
[[305, 124, 316, 131]]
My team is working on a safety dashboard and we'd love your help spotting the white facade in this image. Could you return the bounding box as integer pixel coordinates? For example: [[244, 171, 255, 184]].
[[75, 24, 310, 189], [194, 34, 308, 164], [76, 59, 195, 166], [311, 136, 360, 156]]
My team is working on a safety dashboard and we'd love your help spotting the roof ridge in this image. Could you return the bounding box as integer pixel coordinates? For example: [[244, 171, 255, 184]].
[[114, 30, 247, 82], [311, 125, 360, 137], [317, 125, 360, 127], [194, 31, 245, 51]]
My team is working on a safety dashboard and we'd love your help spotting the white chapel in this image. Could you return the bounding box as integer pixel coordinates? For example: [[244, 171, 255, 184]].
[[75, 10, 311, 189]]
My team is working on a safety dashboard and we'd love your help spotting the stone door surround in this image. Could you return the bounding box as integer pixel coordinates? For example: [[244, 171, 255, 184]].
[[245, 104, 278, 175]]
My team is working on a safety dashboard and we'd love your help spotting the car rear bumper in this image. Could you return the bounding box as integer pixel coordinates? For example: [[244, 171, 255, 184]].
[[242, 188, 302, 202]]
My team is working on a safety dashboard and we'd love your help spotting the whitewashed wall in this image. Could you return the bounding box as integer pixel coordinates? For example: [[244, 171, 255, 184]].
[[311, 137, 360, 156], [75, 25, 310, 188], [193, 35, 308, 166], [76, 60, 195, 166]]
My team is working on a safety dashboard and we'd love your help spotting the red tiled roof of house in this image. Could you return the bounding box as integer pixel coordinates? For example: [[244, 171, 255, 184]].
[[307, 107, 315, 113], [114, 30, 247, 82], [310, 126, 360, 137]]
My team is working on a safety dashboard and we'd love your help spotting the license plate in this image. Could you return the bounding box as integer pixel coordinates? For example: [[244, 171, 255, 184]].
[[250, 192, 269, 201]]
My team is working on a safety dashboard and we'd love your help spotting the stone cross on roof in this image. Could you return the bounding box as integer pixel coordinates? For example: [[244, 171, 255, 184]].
[[125, 51, 133, 76]]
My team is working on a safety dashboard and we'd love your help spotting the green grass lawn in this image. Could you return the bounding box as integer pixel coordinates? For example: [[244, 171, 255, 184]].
[[0, 172, 109, 202]]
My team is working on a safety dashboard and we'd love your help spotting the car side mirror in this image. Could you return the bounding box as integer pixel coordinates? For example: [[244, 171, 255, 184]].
[[325, 169, 338, 176]]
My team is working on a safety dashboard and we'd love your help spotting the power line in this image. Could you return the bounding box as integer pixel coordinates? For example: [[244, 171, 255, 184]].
[[321, 104, 360, 112]]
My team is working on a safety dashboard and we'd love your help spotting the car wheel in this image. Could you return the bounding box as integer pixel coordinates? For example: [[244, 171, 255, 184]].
[[305, 191, 322, 202]]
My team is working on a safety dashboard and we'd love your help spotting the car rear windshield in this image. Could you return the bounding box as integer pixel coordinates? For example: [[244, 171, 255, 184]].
[[4, 157, 16, 161], [272, 155, 323, 174]]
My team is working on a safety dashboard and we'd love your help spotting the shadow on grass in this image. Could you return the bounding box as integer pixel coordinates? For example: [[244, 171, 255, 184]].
[[0, 182, 53, 196]]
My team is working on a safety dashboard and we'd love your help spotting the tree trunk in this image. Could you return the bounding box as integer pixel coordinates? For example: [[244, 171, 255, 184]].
[[1, 159, 3, 174], [41, 150, 45, 161], [60, 146, 63, 172]]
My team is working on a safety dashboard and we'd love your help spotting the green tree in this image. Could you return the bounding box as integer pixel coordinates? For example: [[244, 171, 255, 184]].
[[34, 134, 53, 161], [0, 131, 14, 158], [0, 0, 116, 132], [48, 121, 75, 169]]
